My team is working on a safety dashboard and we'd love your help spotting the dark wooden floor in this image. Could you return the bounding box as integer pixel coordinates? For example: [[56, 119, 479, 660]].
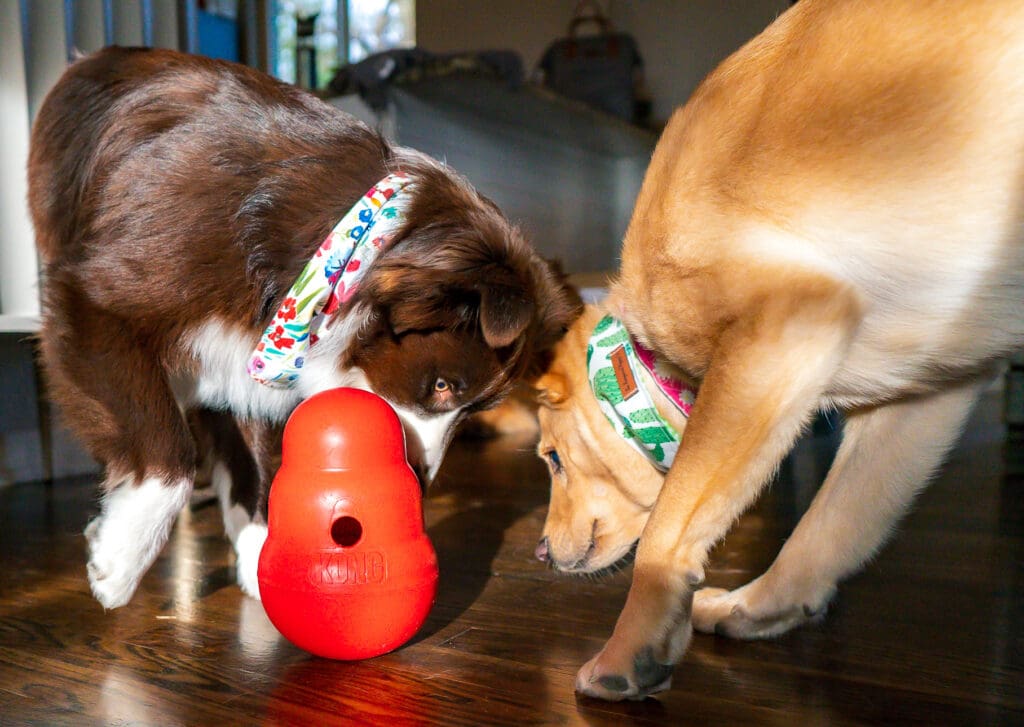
[[1, 390, 1022, 726]]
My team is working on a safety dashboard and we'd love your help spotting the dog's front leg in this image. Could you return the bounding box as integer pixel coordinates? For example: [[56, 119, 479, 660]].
[[191, 408, 279, 600], [576, 284, 859, 700], [38, 303, 198, 609]]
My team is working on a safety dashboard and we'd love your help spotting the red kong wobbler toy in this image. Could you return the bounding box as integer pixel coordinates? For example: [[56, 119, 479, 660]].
[[257, 387, 438, 659]]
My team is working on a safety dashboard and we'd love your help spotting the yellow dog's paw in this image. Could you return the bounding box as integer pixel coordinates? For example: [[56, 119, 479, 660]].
[[693, 585, 833, 640], [575, 645, 674, 701]]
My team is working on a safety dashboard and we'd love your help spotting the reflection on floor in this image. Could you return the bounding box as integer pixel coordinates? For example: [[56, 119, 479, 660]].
[[1, 391, 1021, 724]]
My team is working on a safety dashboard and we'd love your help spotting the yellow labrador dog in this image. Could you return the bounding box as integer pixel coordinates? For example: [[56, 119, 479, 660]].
[[534, 0, 1024, 702]]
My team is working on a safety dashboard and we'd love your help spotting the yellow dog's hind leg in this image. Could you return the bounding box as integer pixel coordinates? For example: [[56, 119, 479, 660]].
[[693, 376, 989, 639]]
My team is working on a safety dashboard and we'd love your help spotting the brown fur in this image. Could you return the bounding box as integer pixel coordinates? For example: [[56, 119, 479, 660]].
[[28, 46, 579, 609], [535, 0, 1024, 701]]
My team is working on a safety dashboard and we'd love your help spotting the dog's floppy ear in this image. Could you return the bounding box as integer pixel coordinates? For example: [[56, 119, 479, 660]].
[[359, 258, 535, 346], [535, 369, 570, 408], [355, 162, 578, 350], [372, 288, 471, 336], [477, 275, 534, 349], [358, 216, 545, 348]]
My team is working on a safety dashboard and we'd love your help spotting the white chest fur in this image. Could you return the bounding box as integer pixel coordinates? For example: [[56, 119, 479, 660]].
[[179, 319, 304, 421], [179, 316, 373, 422]]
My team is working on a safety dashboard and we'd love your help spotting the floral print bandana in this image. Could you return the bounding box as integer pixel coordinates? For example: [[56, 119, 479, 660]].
[[248, 172, 413, 387], [587, 314, 697, 471]]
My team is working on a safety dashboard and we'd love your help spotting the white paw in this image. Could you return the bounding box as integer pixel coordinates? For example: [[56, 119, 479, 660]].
[[87, 516, 144, 609], [86, 477, 190, 609], [235, 523, 268, 601], [692, 582, 835, 640]]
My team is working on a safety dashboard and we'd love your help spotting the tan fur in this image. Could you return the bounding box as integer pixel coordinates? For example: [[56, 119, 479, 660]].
[[535, 0, 1024, 701], [537, 306, 677, 572]]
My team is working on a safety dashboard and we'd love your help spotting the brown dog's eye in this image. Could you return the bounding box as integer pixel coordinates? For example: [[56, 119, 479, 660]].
[[427, 376, 461, 411]]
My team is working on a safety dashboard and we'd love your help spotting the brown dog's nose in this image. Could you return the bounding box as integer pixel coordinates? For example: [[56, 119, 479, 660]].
[[534, 537, 550, 562]]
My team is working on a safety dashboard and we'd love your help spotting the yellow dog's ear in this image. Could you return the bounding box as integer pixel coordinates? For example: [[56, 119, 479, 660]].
[[534, 369, 570, 408]]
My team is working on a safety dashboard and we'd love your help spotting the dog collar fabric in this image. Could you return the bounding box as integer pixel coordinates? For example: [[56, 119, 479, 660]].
[[248, 172, 413, 387], [587, 315, 697, 471]]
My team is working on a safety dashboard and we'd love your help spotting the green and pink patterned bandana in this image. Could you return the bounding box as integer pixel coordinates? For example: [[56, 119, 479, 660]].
[[587, 315, 697, 471], [248, 172, 413, 387]]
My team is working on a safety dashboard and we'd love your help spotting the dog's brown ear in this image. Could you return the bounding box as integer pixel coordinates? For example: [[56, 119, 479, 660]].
[[535, 369, 570, 408], [377, 292, 470, 336], [356, 164, 580, 351], [477, 278, 534, 349], [359, 262, 536, 346]]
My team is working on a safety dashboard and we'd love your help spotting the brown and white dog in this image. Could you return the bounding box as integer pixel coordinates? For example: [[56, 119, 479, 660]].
[[534, 0, 1024, 701], [28, 47, 577, 610]]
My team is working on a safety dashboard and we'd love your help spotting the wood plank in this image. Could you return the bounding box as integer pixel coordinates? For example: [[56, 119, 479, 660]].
[[0, 391, 1021, 724]]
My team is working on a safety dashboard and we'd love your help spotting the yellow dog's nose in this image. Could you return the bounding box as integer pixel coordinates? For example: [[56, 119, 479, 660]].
[[534, 537, 550, 562]]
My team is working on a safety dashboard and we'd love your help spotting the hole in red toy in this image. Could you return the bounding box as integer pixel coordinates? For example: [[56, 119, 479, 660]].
[[331, 516, 363, 547]]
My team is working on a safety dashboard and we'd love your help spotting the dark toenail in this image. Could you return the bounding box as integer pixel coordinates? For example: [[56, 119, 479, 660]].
[[804, 603, 825, 618], [633, 646, 674, 689], [685, 570, 704, 587], [597, 675, 630, 693]]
